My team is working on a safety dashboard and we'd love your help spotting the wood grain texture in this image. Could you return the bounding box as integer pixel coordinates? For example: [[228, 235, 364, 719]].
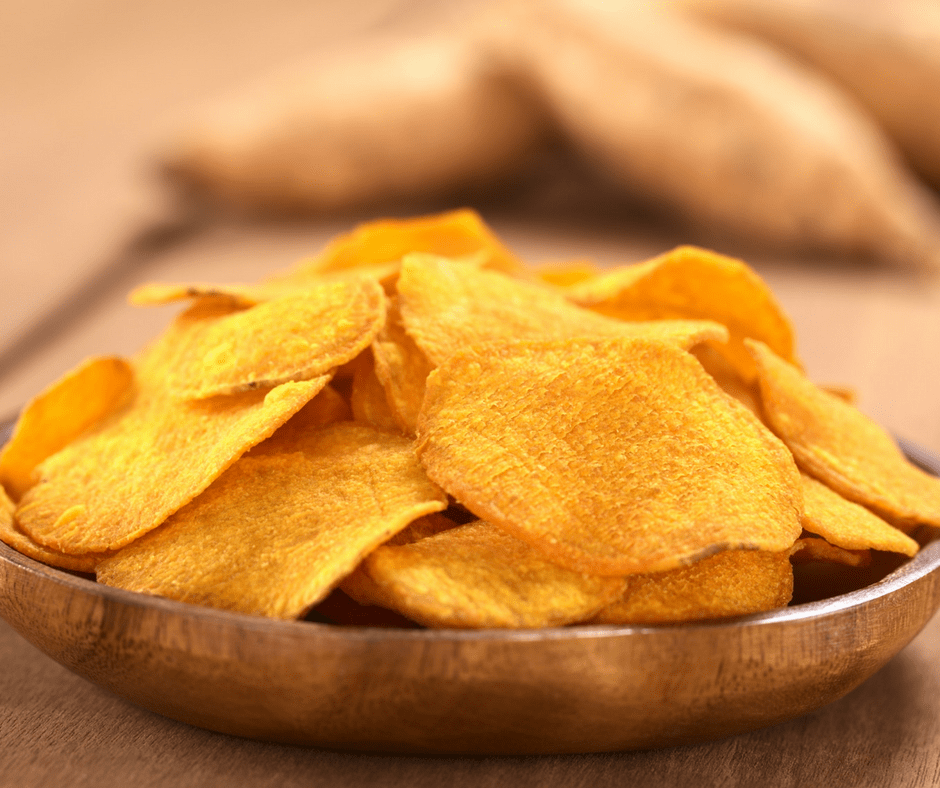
[[2, 532, 940, 757]]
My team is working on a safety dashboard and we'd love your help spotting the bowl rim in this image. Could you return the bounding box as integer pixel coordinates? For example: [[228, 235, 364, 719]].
[[3, 523, 940, 646], [2, 426, 940, 645]]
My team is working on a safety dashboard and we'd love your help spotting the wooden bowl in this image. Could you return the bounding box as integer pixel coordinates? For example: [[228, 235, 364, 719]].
[[2, 441, 940, 754]]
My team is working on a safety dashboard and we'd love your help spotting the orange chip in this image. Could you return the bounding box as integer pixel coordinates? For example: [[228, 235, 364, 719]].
[[1, 484, 112, 572], [169, 278, 386, 399], [249, 383, 351, 456], [96, 423, 448, 619], [800, 472, 918, 556], [567, 246, 798, 381], [589, 549, 794, 625], [303, 208, 523, 275], [350, 349, 401, 433], [129, 260, 403, 308], [129, 281, 262, 308], [398, 253, 729, 367], [536, 260, 600, 288], [371, 296, 435, 435], [342, 521, 627, 628], [415, 337, 802, 576], [384, 510, 461, 547], [748, 339, 940, 531], [0, 357, 134, 500], [15, 300, 331, 555], [691, 344, 762, 416], [790, 536, 872, 568]]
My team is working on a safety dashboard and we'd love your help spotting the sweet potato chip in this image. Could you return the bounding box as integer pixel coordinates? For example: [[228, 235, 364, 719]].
[[129, 281, 263, 308], [800, 473, 918, 556], [304, 208, 523, 275], [371, 296, 435, 434], [384, 510, 461, 547], [129, 209, 508, 308], [415, 337, 803, 575], [398, 253, 729, 367], [96, 423, 448, 619], [536, 260, 600, 288], [0, 357, 134, 500], [567, 246, 798, 381], [169, 278, 385, 399], [589, 549, 794, 625], [342, 520, 626, 628], [130, 260, 403, 308], [790, 536, 872, 568], [748, 339, 940, 531], [691, 344, 761, 415], [1, 484, 112, 572], [249, 384, 351, 456], [350, 349, 401, 433], [15, 300, 331, 554]]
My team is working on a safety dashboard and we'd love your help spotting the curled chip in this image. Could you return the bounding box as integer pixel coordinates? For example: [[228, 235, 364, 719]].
[[566, 246, 798, 382], [791, 537, 872, 568], [350, 349, 401, 434], [96, 423, 448, 619], [168, 278, 385, 399], [129, 281, 264, 308], [301, 208, 523, 275], [249, 384, 351, 456], [130, 261, 403, 309], [800, 472, 918, 556], [383, 511, 460, 547], [398, 253, 729, 367], [371, 296, 436, 435], [415, 337, 803, 576], [589, 549, 794, 625], [747, 338, 940, 531], [536, 260, 600, 288], [0, 357, 134, 500], [341, 520, 627, 628], [15, 299, 331, 555], [1, 483, 112, 572]]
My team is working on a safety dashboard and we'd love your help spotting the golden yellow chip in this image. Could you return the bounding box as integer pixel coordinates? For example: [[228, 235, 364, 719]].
[[249, 383, 351, 456], [15, 299, 332, 555], [129, 281, 262, 308], [566, 246, 798, 381], [690, 344, 762, 416], [371, 296, 435, 435], [790, 537, 872, 568], [384, 510, 461, 546], [130, 260, 403, 308], [536, 260, 599, 288], [800, 472, 918, 556], [398, 253, 729, 367], [350, 349, 401, 433], [341, 521, 627, 628], [304, 208, 523, 275], [589, 549, 794, 625], [1, 483, 112, 572], [96, 423, 448, 619], [0, 483, 12, 521], [0, 357, 134, 501], [748, 338, 940, 531], [415, 337, 803, 576], [169, 278, 385, 399]]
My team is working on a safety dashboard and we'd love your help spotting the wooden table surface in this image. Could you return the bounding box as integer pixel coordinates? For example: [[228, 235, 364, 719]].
[[3, 2, 940, 785]]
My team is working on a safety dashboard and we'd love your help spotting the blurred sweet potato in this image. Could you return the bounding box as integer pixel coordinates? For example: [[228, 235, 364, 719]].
[[484, 0, 940, 265], [680, 0, 940, 188], [163, 28, 548, 212]]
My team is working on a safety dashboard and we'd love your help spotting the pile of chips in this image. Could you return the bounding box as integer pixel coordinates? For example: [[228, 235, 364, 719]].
[[2, 209, 938, 627]]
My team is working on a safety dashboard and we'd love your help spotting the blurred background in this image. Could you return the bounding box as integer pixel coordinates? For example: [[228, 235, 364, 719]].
[[3, 0, 940, 454]]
